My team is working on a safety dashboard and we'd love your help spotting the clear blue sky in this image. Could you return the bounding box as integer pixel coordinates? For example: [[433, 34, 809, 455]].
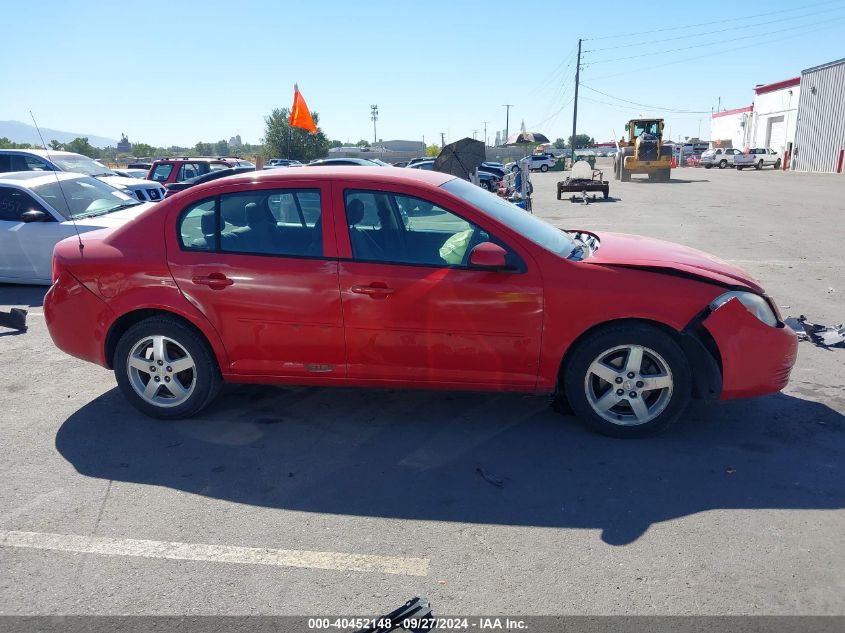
[[4, 0, 844, 147]]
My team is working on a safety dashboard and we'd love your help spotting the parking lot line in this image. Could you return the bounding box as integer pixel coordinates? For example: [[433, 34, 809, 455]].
[[0, 529, 429, 577]]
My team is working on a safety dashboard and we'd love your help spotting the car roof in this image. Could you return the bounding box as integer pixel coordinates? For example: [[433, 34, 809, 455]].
[[0, 171, 85, 186], [189, 166, 455, 195], [0, 149, 80, 158]]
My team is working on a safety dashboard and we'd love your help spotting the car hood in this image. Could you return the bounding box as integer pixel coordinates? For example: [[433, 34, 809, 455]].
[[98, 175, 160, 189], [68, 203, 156, 228], [582, 231, 764, 293]]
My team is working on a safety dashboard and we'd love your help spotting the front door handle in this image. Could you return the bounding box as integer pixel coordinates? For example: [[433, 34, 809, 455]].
[[351, 283, 395, 297], [192, 272, 234, 289]]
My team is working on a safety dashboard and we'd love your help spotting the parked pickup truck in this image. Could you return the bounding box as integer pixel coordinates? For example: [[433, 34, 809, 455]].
[[735, 148, 782, 170]]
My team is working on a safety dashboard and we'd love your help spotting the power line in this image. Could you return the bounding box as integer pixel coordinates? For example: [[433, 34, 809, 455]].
[[583, 0, 843, 41], [580, 85, 711, 114], [584, 13, 845, 65], [579, 95, 708, 121], [584, 3, 845, 52], [584, 18, 845, 82]]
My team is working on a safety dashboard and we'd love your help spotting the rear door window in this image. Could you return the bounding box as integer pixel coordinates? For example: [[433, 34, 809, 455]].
[[150, 164, 173, 182]]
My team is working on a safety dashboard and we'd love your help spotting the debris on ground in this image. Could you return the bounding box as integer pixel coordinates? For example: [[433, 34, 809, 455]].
[[725, 467, 737, 475], [785, 315, 845, 347], [0, 308, 27, 332], [476, 467, 505, 488]]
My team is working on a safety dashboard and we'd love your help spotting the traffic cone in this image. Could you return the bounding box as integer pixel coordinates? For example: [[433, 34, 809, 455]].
[[671, 155, 677, 168]]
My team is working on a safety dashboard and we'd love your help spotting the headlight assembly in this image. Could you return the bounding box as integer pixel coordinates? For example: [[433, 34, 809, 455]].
[[710, 291, 778, 327]]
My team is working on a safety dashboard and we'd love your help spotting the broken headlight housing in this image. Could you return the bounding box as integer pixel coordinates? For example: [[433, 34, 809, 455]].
[[710, 291, 778, 327]]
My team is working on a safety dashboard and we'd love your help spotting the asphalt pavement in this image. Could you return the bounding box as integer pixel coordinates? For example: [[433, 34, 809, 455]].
[[0, 163, 843, 617]]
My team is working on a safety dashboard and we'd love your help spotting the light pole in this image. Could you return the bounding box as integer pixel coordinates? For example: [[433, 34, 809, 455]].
[[503, 104, 513, 142], [370, 105, 378, 145], [483, 121, 488, 147]]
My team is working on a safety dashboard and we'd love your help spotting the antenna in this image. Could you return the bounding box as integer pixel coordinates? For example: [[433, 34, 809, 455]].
[[29, 111, 83, 253]]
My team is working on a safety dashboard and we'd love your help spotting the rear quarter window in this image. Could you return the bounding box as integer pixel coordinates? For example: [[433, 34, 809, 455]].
[[150, 164, 173, 182]]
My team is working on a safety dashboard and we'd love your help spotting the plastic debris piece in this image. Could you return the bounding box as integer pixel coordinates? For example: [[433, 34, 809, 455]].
[[785, 315, 845, 348], [0, 308, 27, 332], [725, 468, 736, 475]]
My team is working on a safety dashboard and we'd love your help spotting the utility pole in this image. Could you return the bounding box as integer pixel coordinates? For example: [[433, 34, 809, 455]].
[[503, 104, 513, 142], [440, 132, 446, 148], [482, 121, 488, 147], [370, 104, 378, 145], [571, 38, 582, 156], [472, 129, 478, 140]]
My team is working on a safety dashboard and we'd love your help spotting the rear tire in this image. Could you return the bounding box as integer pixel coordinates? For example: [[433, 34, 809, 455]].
[[540, 165, 549, 172], [114, 316, 222, 419], [737, 166, 744, 171], [620, 166, 631, 182], [562, 323, 692, 438], [755, 160, 763, 170]]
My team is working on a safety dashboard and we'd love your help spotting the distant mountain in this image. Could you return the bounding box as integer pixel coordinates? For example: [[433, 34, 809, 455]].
[[0, 120, 118, 148]]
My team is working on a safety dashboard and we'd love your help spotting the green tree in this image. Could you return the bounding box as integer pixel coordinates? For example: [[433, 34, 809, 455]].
[[63, 137, 100, 158], [195, 142, 215, 156], [49, 139, 63, 150], [553, 137, 567, 149], [567, 134, 595, 150], [329, 139, 343, 148], [214, 140, 230, 156], [0, 137, 35, 149], [424, 144, 440, 157], [263, 108, 329, 162], [355, 139, 370, 147], [132, 142, 155, 157]]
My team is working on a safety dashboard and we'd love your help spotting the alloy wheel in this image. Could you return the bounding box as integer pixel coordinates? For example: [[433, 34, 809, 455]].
[[584, 344, 673, 426], [126, 335, 197, 407]]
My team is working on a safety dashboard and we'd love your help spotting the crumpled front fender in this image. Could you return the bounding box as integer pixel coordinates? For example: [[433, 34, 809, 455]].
[[702, 298, 798, 400]]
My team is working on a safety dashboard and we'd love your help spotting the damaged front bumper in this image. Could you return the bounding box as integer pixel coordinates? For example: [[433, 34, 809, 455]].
[[700, 297, 798, 400]]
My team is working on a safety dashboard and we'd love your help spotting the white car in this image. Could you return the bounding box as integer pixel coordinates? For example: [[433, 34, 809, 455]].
[[700, 147, 743, 169], [0, 172, 153, 284], [513, 154, 557, 172], [734, 148, 783, 170], [0, 149, 166, 202]]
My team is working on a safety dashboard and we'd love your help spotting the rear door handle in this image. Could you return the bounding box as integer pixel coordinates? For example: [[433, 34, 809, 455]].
[[351, 283, 394, 297], [192, 272, 234, 289]]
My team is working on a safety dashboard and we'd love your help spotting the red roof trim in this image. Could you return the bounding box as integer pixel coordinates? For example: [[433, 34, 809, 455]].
[[754, 77, 800, 95], [712, 105, 753, 119]]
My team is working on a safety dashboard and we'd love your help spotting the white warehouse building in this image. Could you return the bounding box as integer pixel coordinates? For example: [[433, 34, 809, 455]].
[[748, 77, 800, 154], [709, 77, 800, 153], [710, 105, 752, 149]]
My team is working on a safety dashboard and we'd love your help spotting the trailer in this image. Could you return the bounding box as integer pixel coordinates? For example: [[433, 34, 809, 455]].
[[556, 161, 610, 202]]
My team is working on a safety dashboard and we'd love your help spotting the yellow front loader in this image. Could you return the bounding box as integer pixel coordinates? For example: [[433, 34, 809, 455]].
[[615, 119, 673, 182]]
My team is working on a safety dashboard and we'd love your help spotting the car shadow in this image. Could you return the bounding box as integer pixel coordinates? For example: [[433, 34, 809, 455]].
[[55, 386, 845, 545], [0, 284, 48, 308]]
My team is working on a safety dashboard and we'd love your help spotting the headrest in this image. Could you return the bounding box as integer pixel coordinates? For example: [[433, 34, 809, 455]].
[[244, 202, 273, 226], [200, 211, 219, 235], [347, 198, 365, 225]]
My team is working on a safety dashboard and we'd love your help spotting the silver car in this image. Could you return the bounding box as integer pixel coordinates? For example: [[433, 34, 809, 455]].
[[700, 147, 743, 169]]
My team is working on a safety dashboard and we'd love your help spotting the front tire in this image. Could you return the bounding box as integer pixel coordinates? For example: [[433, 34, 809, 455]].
[[774, 158, 782, 169], [719, 159, 727, 169], [114, 316, 221, 419], [756, 160, 763, 170], [562, 324, 691, 437]]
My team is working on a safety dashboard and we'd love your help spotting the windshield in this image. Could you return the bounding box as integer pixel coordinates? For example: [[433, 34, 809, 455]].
[[633, 121, 660, 137], [32, 176, 141, 219], [441, 178, 577, 258], [50, 154, 116, 177]]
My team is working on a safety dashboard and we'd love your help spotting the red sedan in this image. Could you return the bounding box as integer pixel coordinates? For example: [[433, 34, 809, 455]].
[[44, 168, 797, 437]]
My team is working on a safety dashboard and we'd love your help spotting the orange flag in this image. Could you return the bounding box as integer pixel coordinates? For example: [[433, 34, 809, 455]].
[[289, 84, 317, 134]]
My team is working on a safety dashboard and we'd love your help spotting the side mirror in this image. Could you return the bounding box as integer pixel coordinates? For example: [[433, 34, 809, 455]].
[[20, 209, 48, 223], [468, 242, 508, 270]]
